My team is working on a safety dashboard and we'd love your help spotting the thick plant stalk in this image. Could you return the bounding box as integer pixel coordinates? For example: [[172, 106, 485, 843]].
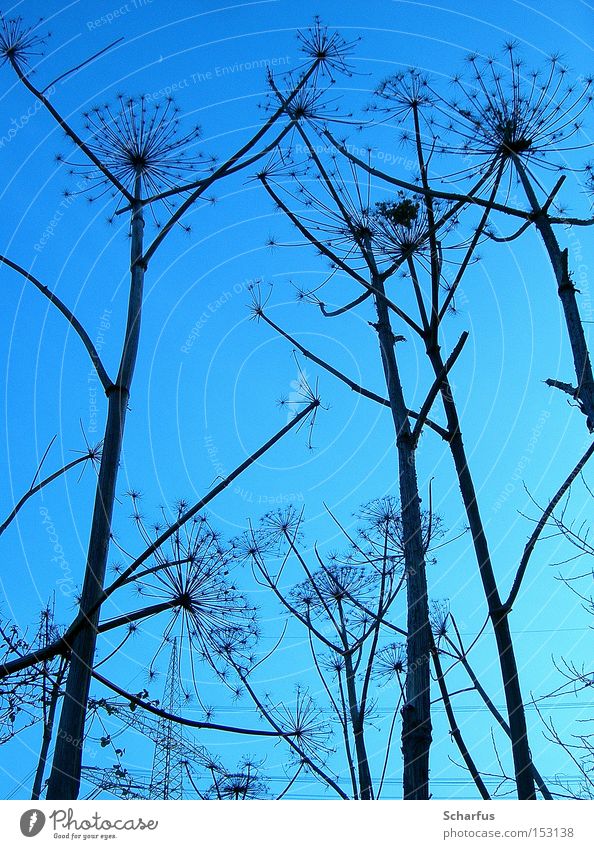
[[343, 651, 374, 799], [373, 276, 432, 800], [443, 631, 551, 799], [31, 662, 65, 800], [430, 639, 490, 800], [425, 341, 536, 799], [46, 176, 145, 800], [0, 400, 320, 682], [513, 157, 594, 430]]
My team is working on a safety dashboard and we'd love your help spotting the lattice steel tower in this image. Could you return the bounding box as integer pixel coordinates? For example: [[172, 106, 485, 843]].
[[82, 638, 211, 800], [148, 638, 185, 799]]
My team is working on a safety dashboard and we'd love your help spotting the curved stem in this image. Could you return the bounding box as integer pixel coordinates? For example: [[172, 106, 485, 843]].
[[512, 156, 594, 430], [91, 670, 293, 737], [46, 175, 145, 800], [431, 640, 490, 799], [1, 454, 91, 537], [0, 255, 112, 391]]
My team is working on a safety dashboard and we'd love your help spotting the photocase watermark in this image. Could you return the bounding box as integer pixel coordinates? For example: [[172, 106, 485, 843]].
[[143, 55, 291, 103], [181, 277, 255, 354], [87, 0, 153, 30], [293, 141, 416, 172], [568, 228, 591, 322], [39, 506, 74, 597], [492, 409, 551, 512], [19, 807, 158, 837], [88, 309, 112, 433], [33, 178, 87, 253], [0, 90, 54, 150], [20, 809, 46, 837]]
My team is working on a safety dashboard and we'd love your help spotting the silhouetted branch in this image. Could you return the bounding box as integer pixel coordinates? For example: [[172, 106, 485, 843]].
[[0, 255, 112, 391]]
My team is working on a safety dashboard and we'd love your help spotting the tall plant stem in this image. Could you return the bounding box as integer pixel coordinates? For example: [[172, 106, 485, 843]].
[[430, 639, 490, 800], [443, 631, 551, 799], [31, 661, 66, 800], [343, 649, 374, 799], [372, 275, 432, 799], [425, 340, 536, 799], [513, 156, 594, 430], [46, 175, 145, 800]]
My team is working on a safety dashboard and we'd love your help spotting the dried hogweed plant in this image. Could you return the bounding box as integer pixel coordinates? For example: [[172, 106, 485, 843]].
[[0, 14, 339, 799]]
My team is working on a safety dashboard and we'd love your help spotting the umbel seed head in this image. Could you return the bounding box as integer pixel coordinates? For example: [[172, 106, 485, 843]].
[[0, 14, 48, 70]]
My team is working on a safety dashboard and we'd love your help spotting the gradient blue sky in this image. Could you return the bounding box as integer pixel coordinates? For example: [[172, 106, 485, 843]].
[[0, 0, 593, 799]]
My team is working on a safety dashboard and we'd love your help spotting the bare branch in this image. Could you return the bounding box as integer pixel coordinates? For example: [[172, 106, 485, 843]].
[[41, 38, 124, 93], [91, 670, 292, 738], [0, 255, 112, 392], [0, 450, 97, 537], [0, 399, 321, 680], [411, 332, 469, 444], [504, 440, 594, 612], [8, 61, 133, 201], [253, 305, 449, 439]]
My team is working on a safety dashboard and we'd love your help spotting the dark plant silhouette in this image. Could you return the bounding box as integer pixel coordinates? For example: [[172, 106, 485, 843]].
[[225, 499, 444, 799], [0, 12, 342, 799]]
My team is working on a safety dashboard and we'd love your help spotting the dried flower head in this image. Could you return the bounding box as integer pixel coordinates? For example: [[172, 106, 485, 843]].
[[266, 686, 333, 760], [433, 47, 594, 174], [209, 763, 268, 800], [374, 193, 457, 264], [430, 599, 450, 642], [375, 68, 434, 118], [61, 95, 211, 212], [0, 15, 48, 71], [374, 642, 407, 681], [296, 17, 360, 79], [279, 77, 348, 125], [120, 510, 257, 694]]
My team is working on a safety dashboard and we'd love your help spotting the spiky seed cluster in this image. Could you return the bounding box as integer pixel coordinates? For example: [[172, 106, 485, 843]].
[[61, 95, 210, 209], [290, 564, 373, 623], [315, 565, 369, 606], [374, 196, 426, 260], [232, 505, 305, 566], [357, 496, 406, 556], [434, 47, 594, 172], [266, 686, 333, 760], [356, 496, 441, 571], [374, 642, 407, 681], [128, 507, 257, 693], [261, 150, 378, 270], [321, 652, 346, 676], [0, 15, 48, 70], [258, 144, 457, 275], [373, 194, 458, 264], [375, 68, 434, 117], [296, 17, 360, 78], [282, 78, 346, 124], [430, 599, 450, 642], [210, 769, 268, 800]]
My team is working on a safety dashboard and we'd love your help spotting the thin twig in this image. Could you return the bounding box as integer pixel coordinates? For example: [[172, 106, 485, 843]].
[[0, 255, 112, 391]]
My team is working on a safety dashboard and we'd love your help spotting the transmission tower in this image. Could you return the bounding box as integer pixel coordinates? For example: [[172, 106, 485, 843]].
[[82, 639, 209, 800], [148, 638, 184, 799]]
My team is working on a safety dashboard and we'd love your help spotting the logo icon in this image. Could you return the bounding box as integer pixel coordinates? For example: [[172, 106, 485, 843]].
[[19, 810, 46, 837]]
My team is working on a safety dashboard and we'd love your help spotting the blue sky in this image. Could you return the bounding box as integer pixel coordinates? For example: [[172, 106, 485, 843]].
[[0, 0, 593, 799]]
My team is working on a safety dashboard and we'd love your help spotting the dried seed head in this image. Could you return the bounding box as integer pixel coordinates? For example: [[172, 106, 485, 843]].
[[0, 15, 48, 71]]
